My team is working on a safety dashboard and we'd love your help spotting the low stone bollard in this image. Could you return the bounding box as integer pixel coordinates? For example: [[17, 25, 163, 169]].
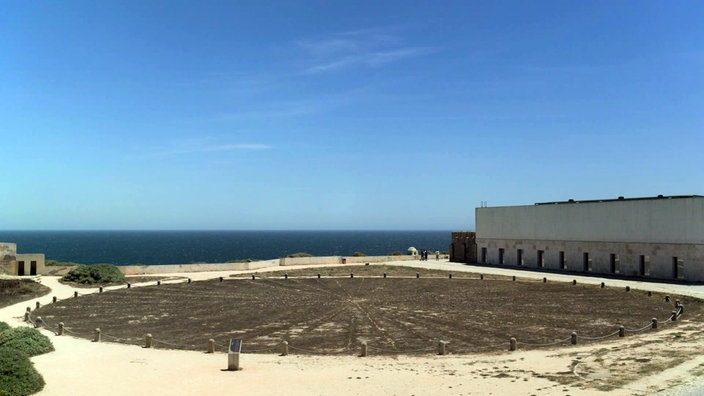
[[35, 316, 43, 328], [512, 276, 516, 282], [572, 280, 577, 286], [157, 280, 161, 286], [600, 282, 605, 288], [58, 322, 64, 336], [652, 318, 658, 329], [145, 334, 153, 348], [208, 339, 215, 353], [571, 332, 577, 345], [74, 291, 78, 298], [625, 286, 630, 292], [26, 306, 31, 313], [127, 283, 131, 289], [99, 287, 103, 293], [317, 274, 320, 279], [350, 274, 354, 279], [188, 278, 192, 284], [665, 295, 671, 302], [383, 273, 387, 278], [53, 296, 57, 303], [509, 337, 517, 351], [281, 341, 288, 356], [619, 326, 625, 337], [36, 301, 40, 309], [543, 277, 547, 283], [219, 277, 223, 282], [480, 274, 484, 280], [24, 311, 29, 321], [671, 311, 677, 321], [94, 328, 101, 342], [360, 342, 367, 357], [416, 273, 420, 279], [284, 274, 288, 280], [647, 291, 652, 297], [438, 341, 447, 356]]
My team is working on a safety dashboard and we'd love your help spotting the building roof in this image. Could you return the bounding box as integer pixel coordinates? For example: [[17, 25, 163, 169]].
[[534, 195, 704, 206]]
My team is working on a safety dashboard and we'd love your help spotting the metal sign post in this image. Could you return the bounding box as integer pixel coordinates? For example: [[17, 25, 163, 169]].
[[228, 339, 242, 371]]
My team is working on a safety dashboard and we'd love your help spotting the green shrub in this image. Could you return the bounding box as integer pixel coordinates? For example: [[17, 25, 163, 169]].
[[286, 252, 312, 258], [0, 327, 54, 357], [45, 260, 80, 267], [61, 264, 125, 284], [0, 321, 11, 334], [352, 251, 367, 257], [0, 346, 45, 396]]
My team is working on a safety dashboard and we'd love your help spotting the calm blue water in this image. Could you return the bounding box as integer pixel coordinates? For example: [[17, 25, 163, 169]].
[[0, 231, 450, 265]]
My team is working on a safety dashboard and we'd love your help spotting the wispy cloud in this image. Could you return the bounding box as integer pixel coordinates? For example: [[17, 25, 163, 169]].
[[297, 27, 436, 74], [131, 139, 272, 160]]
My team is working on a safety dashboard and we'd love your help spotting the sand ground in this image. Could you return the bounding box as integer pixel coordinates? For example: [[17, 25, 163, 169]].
[[3, 260, 704, 396]]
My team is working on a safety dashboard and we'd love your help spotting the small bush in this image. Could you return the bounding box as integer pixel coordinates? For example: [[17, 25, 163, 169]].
[[388, 251, 404, 256], [45, 260, 80, 267], [61, 264, 125, 284], [0, 327, 54, 357], [0, 321, 11, 333], [0, 346, 45, 396], [286, 252, 312, 258], [352, 251, 367, 257]]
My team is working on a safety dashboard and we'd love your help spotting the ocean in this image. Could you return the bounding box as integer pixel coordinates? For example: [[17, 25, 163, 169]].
[[0, 230, 451, 265]]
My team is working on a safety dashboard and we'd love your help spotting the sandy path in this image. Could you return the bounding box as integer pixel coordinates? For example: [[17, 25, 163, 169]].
[[3, 261, 704, 395]]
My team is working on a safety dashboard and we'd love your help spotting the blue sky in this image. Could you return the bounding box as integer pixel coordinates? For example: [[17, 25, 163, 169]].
[[1, 1, 702, 230]]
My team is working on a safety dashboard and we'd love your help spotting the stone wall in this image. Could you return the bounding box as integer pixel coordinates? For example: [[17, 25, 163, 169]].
[[0, 242, 17, 275], [450, 232, 476, 264], [119, 260, 279, 275]]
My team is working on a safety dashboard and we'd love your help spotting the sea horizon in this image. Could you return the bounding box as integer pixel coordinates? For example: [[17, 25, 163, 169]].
[[0, 230, 453, 266]]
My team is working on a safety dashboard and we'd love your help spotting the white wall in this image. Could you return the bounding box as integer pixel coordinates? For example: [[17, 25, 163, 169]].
[[476, 197, 704, 244]]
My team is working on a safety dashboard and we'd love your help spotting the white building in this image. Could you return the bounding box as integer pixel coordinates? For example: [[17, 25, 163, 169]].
[[0, 242, 45, 276], [475, 195, 704, 282]]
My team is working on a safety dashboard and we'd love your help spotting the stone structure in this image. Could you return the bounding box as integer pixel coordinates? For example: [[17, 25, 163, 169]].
[[472, 195, 704, 282], [0, 242, 46, 276], [449, 232, 476, 263]]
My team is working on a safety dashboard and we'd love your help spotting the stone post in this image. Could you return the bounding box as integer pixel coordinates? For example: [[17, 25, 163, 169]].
[[671, 311, 677, 321], [480, 274, 484, 280], [572, 280, 577, 286], [24, 311, 29, 321], [252, 275, 256, 280], [281, 341, 288, 356], [449, 274, 452, 279], [625, 286, 630, 292], [416, 273, 420, 279], [543, 277, 547, 283], [383, 273, 387, 278], [26, 306, 31, 312], [53, 296, 57, 303], [284, 274, 288, 280], [619, 326, 625, 337], [188, 278, 192, 284], [36, 301, 40, 309], [512, 276, 516, 282], [571, 332, 577, 345], [438, 341, 447, 355], [509, 337, 517, 351], [600, 282, 605, 288], [665, 295, 670, 302], [219, 277, 223, 282], [652, 318, 658, 329], [208, 339, 215, 353], [145, 334, 153, 348], [127, 283, 131, 289], [360, 342, 367, 357], [157, 280, 161, 286], [647, 291, 652, 297], [94, 328, 101, 342], [58, 322, 64, 336], [350, 273, 354, 279], [99, 287, 103, 293], [35, 316, 42, 328], [74, 291, 78, 298]]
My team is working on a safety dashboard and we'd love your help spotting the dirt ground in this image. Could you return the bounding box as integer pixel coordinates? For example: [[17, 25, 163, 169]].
[[32, 266, 698, 356], [0, 279, 51, 309]]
